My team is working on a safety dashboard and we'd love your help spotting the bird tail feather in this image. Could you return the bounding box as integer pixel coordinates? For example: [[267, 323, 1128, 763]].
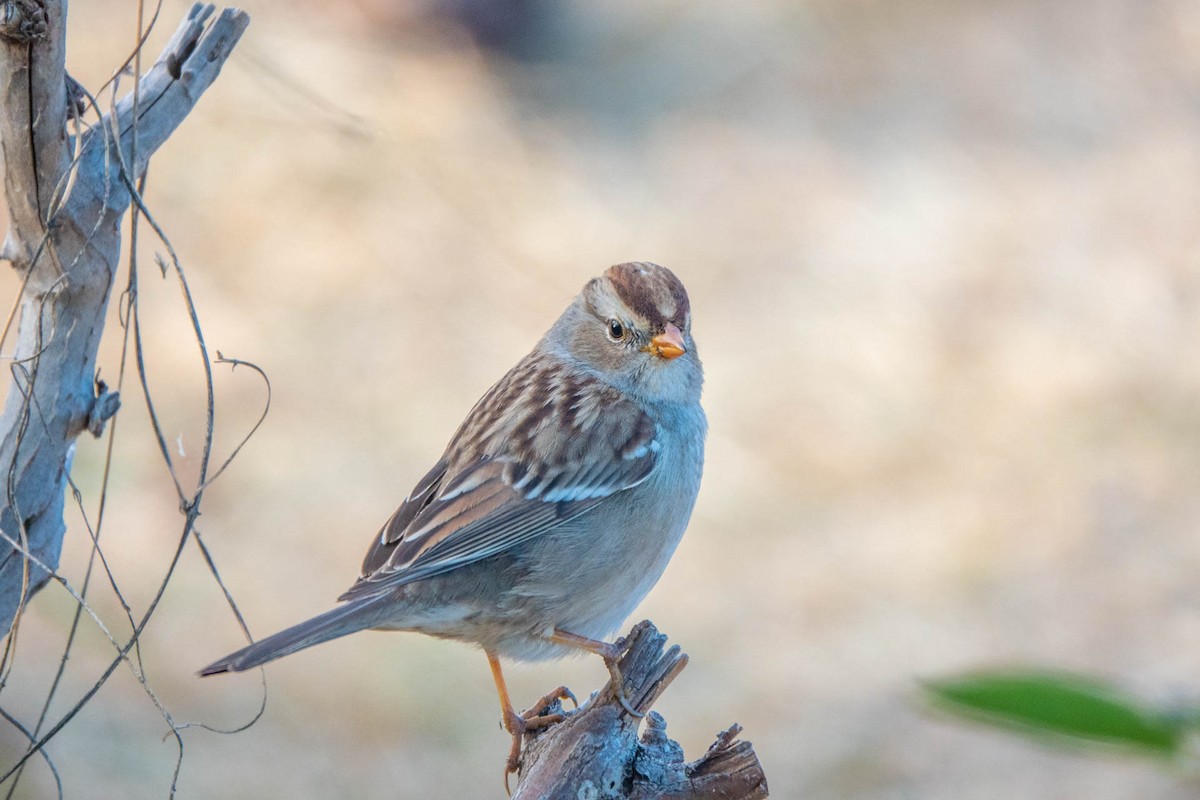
[[199, 598, 388, 676]]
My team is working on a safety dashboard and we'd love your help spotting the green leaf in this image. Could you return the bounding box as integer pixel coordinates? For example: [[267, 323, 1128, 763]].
[[922, 668, 1190, 758]]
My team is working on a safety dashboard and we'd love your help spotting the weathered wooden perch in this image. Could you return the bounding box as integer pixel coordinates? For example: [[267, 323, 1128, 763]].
[[0, 2, 248, 633], [513, 621, 769, 799]]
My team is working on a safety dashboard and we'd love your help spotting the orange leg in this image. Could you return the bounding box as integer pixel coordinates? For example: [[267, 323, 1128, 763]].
[[548, 628, 644, 719], [486, 650, 576, 793]]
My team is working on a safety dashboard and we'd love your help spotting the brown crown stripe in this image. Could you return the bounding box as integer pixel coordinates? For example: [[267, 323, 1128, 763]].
[[604, 262, 691, 329]]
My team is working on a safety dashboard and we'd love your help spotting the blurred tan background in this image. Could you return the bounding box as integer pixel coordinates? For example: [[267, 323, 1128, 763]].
[[4, 0, 1200, 797]]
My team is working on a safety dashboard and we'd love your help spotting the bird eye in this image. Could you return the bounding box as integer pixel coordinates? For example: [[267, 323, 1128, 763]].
[[607, 319, 625, 340]]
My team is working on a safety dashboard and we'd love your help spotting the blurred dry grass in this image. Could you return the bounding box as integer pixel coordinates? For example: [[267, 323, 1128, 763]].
[[4, 0, 1200, 797]]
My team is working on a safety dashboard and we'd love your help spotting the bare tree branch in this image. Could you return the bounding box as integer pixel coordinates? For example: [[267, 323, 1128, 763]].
[[0, 1, 249, 633], [514, 621, 769, 799]]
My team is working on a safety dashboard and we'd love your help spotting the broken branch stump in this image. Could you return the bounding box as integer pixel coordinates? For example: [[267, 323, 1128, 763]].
[[513, 621, 769, 799]]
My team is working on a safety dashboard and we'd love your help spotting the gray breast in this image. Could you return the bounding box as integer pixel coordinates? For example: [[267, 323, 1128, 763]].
[[510, 401, 706, 643]]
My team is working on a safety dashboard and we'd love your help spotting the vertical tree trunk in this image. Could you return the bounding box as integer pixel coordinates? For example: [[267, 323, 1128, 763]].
[[0, 2, 249, 633]]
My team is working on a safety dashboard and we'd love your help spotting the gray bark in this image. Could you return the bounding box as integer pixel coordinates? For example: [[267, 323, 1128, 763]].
[[514, 621, 769, 799], [0, 2, 249, 633]]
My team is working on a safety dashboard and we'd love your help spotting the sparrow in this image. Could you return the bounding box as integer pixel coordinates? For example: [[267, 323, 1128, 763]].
[[201, 262, 706, 775]]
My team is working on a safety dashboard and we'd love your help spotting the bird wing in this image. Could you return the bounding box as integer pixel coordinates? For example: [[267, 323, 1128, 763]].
[[340, 360, 659, 601]]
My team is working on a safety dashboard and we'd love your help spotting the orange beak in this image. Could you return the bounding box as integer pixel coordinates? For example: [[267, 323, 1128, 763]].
[[644, 322, 686, 360]]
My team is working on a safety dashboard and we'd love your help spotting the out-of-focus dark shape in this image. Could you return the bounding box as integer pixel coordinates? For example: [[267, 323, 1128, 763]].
[[338, 0, 568, 61], [438, 0, 561, 61]]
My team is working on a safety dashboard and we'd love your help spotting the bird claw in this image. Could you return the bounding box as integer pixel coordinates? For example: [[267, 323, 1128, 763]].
[[504, 736, 521, 796], [535, 684, 578, 711]]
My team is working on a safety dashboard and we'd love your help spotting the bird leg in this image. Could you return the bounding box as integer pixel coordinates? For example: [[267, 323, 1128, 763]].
[[549, 628, 645, 719], [486, 650, 576, 793]]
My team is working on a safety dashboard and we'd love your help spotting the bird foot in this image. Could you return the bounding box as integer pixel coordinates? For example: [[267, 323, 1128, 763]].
[[599, 640, 645, 719], [502, 685, 577, 794]]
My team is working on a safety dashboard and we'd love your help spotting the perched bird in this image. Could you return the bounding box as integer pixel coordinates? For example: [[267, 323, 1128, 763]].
[[201, 262, 706, 773]]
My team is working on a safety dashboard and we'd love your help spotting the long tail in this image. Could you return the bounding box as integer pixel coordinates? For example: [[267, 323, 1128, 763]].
[[199, 598, 388, 675]]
